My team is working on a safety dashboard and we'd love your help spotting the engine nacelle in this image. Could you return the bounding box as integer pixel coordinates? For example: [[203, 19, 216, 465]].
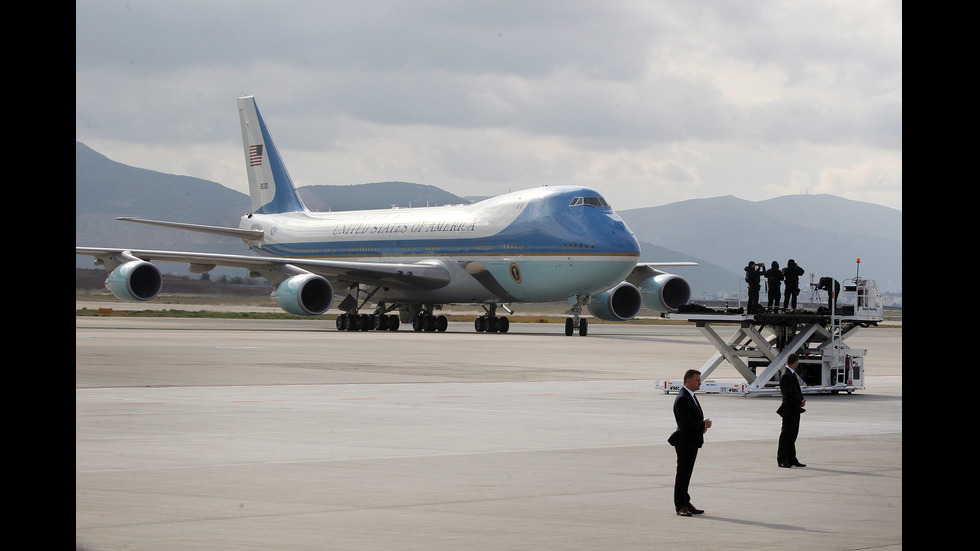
[[637, 272, 691, 313], [104, 260, 162, 301], [588, 281, 643, 321], [274, 273, 334, 316]]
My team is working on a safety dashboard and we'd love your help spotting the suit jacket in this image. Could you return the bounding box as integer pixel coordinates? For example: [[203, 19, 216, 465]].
[[777, 368, 805, 418], [668, 388, 706, 448]]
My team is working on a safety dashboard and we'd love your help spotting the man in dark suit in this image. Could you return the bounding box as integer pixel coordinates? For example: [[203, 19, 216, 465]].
[[777, 353, 807, 468], [668, 369, 712, 516]]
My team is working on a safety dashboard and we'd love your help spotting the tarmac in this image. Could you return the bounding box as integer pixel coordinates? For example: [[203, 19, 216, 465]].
[[76, 315, 902, 550]]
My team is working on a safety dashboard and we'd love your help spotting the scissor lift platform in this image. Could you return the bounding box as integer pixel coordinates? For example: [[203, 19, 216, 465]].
[[655, 277, 882, 396]]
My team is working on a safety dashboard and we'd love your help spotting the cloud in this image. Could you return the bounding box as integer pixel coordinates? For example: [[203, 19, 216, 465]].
[[76, 0, 901, 210]]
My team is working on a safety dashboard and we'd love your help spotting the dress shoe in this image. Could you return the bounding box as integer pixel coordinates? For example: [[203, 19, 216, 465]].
[[687, 504, 704, 514], [778, 462, 792, 468], [791, 461, 807, 467], [676, 506, 692, 517]]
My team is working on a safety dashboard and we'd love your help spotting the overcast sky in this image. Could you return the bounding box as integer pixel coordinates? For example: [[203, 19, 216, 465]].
[[76, 1, 902, 211]]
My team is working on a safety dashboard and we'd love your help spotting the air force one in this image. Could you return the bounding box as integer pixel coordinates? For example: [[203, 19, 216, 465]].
[[77, 96, 695, 335]]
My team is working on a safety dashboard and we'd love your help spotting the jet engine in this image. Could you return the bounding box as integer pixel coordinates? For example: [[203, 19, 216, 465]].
[[636, 272, 691, 314], [104, 260, 162, 301], [274, 273, 334, 316], [587, 272, 692, 321], [587, 282, 643, 321]]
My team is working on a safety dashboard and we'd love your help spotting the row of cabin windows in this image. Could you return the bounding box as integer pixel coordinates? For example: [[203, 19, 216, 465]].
[[280, 242, 595, 254]]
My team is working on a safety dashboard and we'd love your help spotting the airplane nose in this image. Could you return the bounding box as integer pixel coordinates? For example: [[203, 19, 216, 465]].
[[610, 217, 641, 255]]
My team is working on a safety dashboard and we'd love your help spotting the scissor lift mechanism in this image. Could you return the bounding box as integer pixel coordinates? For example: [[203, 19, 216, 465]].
[[655, 277, 882, 396]]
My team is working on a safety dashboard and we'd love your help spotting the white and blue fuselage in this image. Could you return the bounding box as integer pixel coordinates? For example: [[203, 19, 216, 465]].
[[240, 185, 641, 305]]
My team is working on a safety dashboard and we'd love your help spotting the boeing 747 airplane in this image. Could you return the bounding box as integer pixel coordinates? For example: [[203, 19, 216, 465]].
[[77, 96, 695, 335]]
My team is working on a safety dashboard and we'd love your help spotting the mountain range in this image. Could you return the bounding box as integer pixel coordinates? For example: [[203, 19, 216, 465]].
[[75, 141, 902, 296]]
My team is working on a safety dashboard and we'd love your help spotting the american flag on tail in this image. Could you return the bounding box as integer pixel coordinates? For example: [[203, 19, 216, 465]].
[[249, 144, 264, 166]]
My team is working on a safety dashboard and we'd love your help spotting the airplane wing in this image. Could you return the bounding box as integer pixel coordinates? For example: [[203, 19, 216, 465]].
[[113, 217, 265, 241], [635, 262, 698, 268], [627, 262, 697, 284], [75, 247, 452, 291]]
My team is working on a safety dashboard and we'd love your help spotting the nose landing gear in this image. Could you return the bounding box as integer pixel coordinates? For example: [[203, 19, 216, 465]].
[[564, 297, 589, 336]]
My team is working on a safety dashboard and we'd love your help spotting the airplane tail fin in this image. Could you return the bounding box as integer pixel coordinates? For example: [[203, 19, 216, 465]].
[[237, 96, 309, 215]]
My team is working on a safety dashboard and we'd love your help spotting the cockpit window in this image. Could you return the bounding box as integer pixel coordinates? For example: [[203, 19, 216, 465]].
[[569, 196, 610, 207]]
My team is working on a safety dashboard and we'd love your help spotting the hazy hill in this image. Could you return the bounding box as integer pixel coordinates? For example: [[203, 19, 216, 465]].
[[76, 141, 901, 294], [76, 142, 250, 258], [618, 195, 902, 292]]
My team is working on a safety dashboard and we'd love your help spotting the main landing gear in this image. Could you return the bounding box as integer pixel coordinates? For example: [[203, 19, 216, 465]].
[[335, 291, 402, 332], [412, 311, 449, 332], [336, 312, 400, 332], [474, 303, 510, 333], [337, 302, 451, 333]]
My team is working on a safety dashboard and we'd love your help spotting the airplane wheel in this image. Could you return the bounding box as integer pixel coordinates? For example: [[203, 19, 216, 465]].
[[374, 315, 387, 331], [436, 315, 448, 332], [387, 315, 400, 331], [498, 316, 509, 334], [412, 317, 424, 332], [359, 314, 371, 331], [565, 318, 574, 336], [487, 316, 499, 333], [336, 314, 346, 331], [579, 317, 588, 337], [345, 314, 359, 331], [424, 315, 437, 332], [475, 317, 485, 332]]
